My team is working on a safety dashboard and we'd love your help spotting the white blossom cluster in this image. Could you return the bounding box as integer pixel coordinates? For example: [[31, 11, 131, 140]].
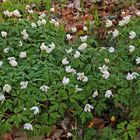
[[3, 9, 21, 18]]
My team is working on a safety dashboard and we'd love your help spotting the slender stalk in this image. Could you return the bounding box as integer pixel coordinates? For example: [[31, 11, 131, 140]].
[[81, 0, 84, 14], [9, 0, 14, 7]]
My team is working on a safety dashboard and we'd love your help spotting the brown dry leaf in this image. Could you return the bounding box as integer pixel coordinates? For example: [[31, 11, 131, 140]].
[[81, 14, 93, 21], [50, 129, 64, 140], [98, 29, 108, 39], [64, 14, 74, 22], [60, 117, 71, 131], [43, 138, 52, 140], [136, 67, 140, 73], [105, 0, 116, 5], [45, 125, 57, 138], [88, 118, 105, 129], [61, 8, 72, 16], [2, 133, 13, 140]]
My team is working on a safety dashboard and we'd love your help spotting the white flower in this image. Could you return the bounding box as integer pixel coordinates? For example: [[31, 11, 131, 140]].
[[39, 13, 46, 19], [99, 65, 108, 73], [136, 11, 140, 17], [22, 32, 29, 40], [2, 0, 7, 3], [23, 108, 26, 111], [129, 31, 136, 39], [46, 47, 53, 53], [112, 29, 119, 37], [136, 57, 140, 64], [80, 35, 87, 42], [129, 45, 135, 53], [7, 57, 15, 61], [50, 19, 56, 24], [55, 21, 59, 27], [99, 65, 110, 79], [78, 43, 87, 50], [66, 34, 72, 40], [25, 5, 30, 10], [40, 42, 47, 51], [3, 84, 11, 93], [67, 132, 72, 138], [62, 58, 69, 65], [126, 73, 133, 80], [65, 66, 76, 74], [93, 90, 98, 98], [21, 29, 29, 40], [77, 73, 84, 81], [9, 60, 17, 67], [105, 90, 113, 98], [102, 71, 110, 79], [19, 52, 27, 58], [118, 20, 125, 26], [83, 26, 88, 31], [41, 19, 46, 25], [1, 31, 7, 37], [82, 76, 88, 82], [31, 23, 37, 28], [0, 94, 5, 103], [0, 61, 3, 66], [123, 15, 131, 24], [40, 85, 49, 92], [45, 48, 52, 53], [71, 27, 77, 33], [65, 48, 73, 54], [37, 20, 42, 26], [74, 51, 80, 58], [30, 106, 39, 115], [23, 123, 33, 131], [126, 72, 139, 80], [77, 72, 88, 82], [118, 15, 131, 26], [37, 19, 47, 26], [50, 7, 55, 12], [3, 10, 13, 17], [20, 81, 28, 89], [13, 9, 21, 18], [49, 42, 55, 50], [84, 104, 94, 112], [105, 20, 113, 27], [28, 10, 33, 14], [75, 85, 83, 92], [18, 41, 23, 47], [108, 47, 115, 53], [8, 57, 17, 66], [62, 77, 70, 85]]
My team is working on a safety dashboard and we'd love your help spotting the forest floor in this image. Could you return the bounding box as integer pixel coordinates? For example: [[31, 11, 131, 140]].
[[0, 0, 140, 140]]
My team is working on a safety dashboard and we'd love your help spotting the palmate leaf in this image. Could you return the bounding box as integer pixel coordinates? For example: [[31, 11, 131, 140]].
[[0, 122, 12, 136]]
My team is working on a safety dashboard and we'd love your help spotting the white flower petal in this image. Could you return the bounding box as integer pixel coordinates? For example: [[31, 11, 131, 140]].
[[62, 58, 69, 65], [84, 104, 94, 112], [105, 90, 113, 98], [24, 123, 33, 130], [30, 106, 39, 115], [62, 77, 70, 85], [3, 84, 11, 93]]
